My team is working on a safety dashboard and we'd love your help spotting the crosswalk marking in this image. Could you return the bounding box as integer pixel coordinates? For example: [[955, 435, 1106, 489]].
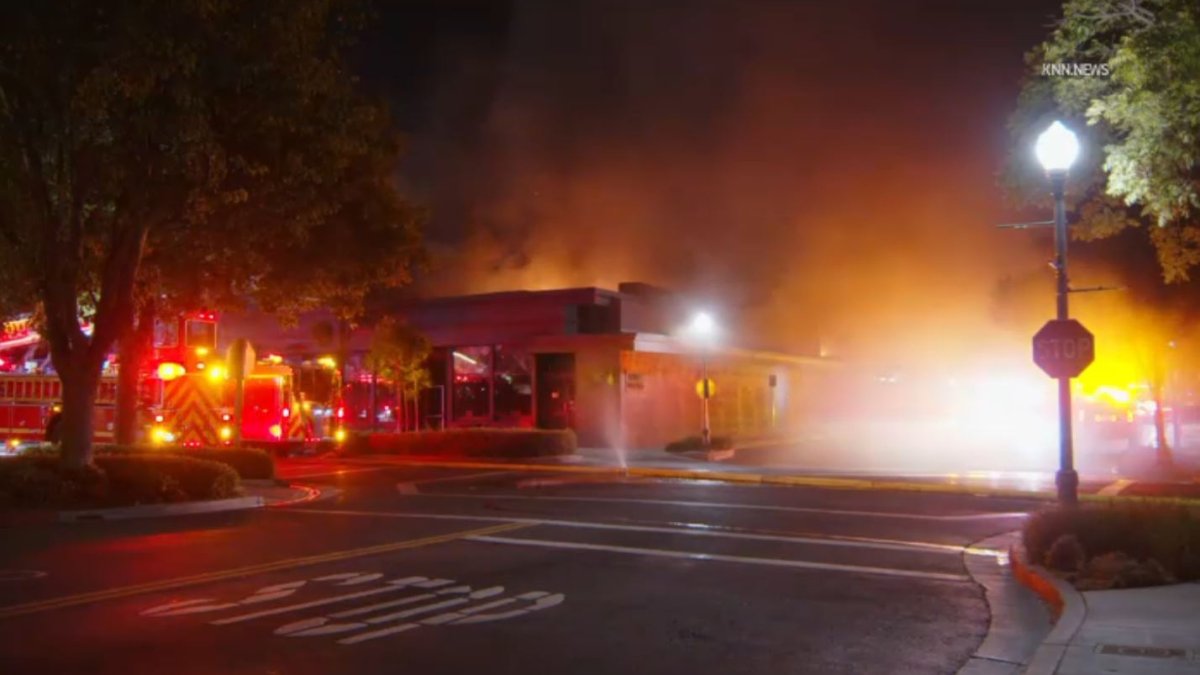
[[468, 535, 972, 582]]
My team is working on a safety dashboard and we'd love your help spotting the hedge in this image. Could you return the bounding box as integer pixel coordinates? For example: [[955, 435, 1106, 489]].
[[97, 445, 275, 480], [344, 428, 577, 459], [0, 453, 241, 508], [185, 449, 275, 480], [98, 455, 240, 504], [1024, 504, 1200, 587]]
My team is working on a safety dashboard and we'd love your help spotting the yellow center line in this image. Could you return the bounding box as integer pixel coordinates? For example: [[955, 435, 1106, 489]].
[[0, 521, 528, 621]]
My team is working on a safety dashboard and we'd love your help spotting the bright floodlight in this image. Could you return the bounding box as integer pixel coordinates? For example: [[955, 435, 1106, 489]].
[[1035, 121, 1079, 172], [690, 311, 716, 336]]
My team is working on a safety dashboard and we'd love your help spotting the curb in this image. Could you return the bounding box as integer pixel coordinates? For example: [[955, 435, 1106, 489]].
[[956, 531, 1050, 674], [1008, 542, 1087, 675], [265, 483, 338, 508], [303, 455, 1200, 505], [356, 456, 1047, 498], [678, 448, 736, 462], [58, 495, 265, 522]]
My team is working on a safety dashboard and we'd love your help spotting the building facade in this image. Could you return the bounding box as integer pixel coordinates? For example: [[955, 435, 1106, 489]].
[[223, 283, 836, 450]]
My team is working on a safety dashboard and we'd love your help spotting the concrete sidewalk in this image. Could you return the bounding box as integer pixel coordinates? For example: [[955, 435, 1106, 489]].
[[1015, 545, 1200, 675], [1047, 583, 1200, 674]]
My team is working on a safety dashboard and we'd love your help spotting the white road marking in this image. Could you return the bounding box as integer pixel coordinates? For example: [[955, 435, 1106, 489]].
[[335, 589, 503, 645], [1097, 479, 1133, 496], [143, 580, 309, 616], [291, 508, 987, 555], [313, 572, 385, 586], [467, 535, 972, 582], [404, 492, 1030, 521], [449, 591, 564, 625], [276, 593, 442, 636], [336, 588, 560, 645], [141, 598, 220, 616], [0, 570, 48, 582], [210, 576, 433, 625], [147, 572, 565, 645]]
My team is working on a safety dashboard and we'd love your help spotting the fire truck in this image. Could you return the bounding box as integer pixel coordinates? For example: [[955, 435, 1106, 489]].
[[0, 311, 343, 453]]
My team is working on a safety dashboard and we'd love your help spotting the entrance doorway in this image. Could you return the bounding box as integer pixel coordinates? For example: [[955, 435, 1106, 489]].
[[535, 353, 575, 430]]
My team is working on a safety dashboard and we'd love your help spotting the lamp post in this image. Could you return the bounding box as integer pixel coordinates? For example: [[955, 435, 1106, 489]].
[[1035, 120, 1081, 506], [689, 311, 717, 447]]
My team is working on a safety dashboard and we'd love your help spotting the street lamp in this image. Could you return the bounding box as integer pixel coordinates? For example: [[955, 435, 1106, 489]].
[[688, 311, 717, 446], [1036, 120, 1080, 505]]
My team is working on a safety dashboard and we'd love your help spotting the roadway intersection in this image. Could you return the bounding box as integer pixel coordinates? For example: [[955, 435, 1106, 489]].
[[0, 462, 1046, 674]]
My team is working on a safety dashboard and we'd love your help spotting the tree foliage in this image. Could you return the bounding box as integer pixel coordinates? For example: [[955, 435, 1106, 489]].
[[364, 317, 431, 431], [1010, 0, 1200, 281], [0, 1, 422, 466]]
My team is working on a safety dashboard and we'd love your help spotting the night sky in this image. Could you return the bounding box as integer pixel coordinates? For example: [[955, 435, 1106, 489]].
[[355, 0, 1162, 365]]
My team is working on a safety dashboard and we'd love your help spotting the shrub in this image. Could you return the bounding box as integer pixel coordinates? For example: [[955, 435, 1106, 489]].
[[664, 436, 734, 452], [1044, 534, 1085, 573], [185, 448, 275, 480], [0, 454, 239, 508], [1024, 504, 1200, 585], [95, 455, 240, 504], [1077, 552, 1175, 590], [96, 444, 275, 480], [0, 456, 105, 508], [348, 428, 577, 459]]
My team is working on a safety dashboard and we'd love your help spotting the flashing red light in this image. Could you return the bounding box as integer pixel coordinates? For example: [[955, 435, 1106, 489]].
[[336, 406, 345, 420], [184, 440, 201, 448], [282, 407, 291, 419]]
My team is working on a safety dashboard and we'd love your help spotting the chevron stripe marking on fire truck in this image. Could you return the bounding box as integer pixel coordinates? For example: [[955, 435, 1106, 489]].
[[164, 376, 224, 446]]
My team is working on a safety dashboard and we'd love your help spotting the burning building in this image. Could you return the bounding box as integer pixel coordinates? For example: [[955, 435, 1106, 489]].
[[224, 283, 835, 450]]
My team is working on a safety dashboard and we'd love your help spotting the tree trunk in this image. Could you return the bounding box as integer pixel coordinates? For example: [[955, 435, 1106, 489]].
[[115, 301, 155, 445], [411, 387, 420, 432], [59, 369, 100, 469], [398, 379, 408, 429], [369, 368, 378, 432], [1152, 382, 1174, 470]]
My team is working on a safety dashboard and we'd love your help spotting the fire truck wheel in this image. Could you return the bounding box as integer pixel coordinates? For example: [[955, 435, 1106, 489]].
[[44, 414, 62, 444]]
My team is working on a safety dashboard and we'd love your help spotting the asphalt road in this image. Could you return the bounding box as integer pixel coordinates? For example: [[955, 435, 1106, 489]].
[[0, 462, 1041, 675]]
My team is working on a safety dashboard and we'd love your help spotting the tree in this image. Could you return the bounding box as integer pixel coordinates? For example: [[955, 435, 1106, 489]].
[[1008, 0, 1200, 281], [0, 1, 422, 467], [364, 317, 431, 432]]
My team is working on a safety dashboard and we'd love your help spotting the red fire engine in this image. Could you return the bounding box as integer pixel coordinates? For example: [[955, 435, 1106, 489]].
[[0, 311, 342, 453]]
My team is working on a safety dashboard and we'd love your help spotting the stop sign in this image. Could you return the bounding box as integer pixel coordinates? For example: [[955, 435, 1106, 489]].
[[1032, 319, 1095, 378]]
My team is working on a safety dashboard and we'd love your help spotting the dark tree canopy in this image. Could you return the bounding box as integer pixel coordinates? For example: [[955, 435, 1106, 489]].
[[0, 0, 423, 466], [1009, 0, 1200, 281]]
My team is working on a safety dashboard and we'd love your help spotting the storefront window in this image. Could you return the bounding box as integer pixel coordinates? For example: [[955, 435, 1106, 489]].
[[452, 346, 491, 423], [494, 346, 533, 426]]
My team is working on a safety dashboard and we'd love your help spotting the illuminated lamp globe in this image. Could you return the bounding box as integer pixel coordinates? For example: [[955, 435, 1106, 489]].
[[1035, 121, 1079, 172], [690, 311, 716, 337]]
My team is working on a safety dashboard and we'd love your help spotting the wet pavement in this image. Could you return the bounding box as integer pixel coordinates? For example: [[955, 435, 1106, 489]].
[[0, 462, 1043, 674]]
